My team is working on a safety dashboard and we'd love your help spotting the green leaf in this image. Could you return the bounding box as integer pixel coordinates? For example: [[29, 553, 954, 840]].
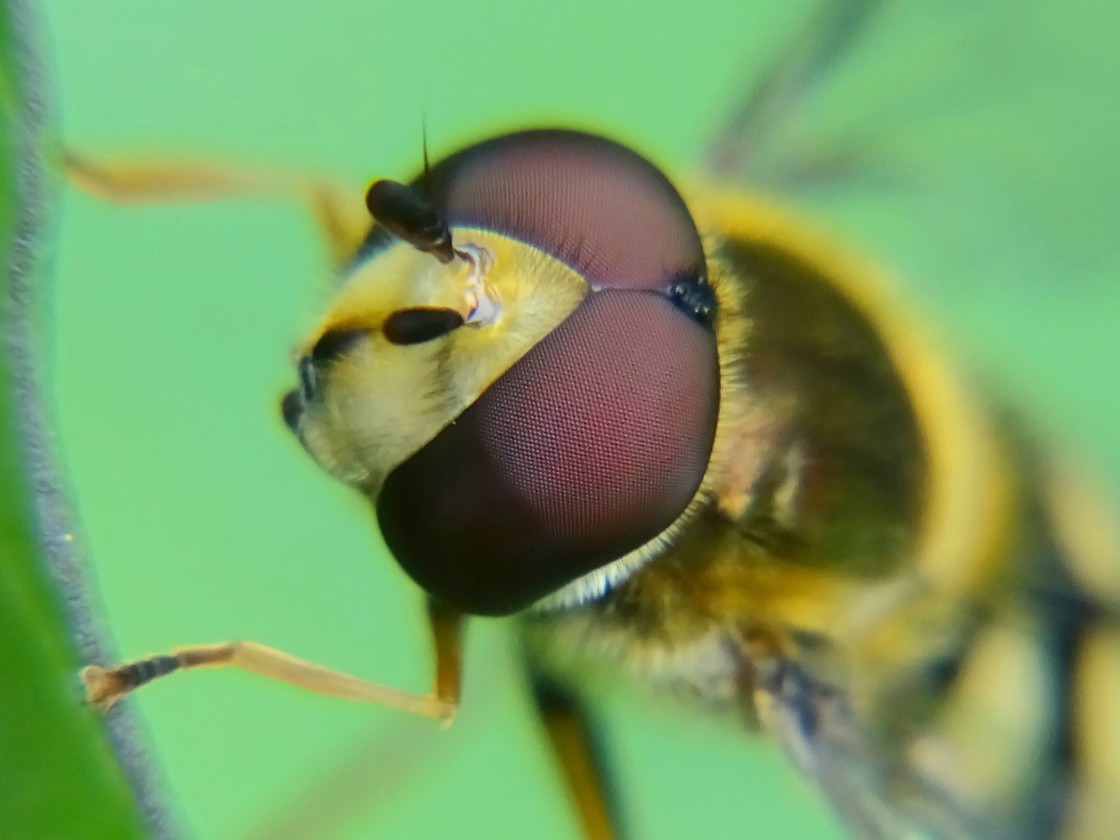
[[0, 2, 171, 837]]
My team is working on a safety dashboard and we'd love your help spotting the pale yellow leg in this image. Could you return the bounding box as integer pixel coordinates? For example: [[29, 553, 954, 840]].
[[83, 600, 464, 724], [236, 603, 465, 840], [63, 151, 371, 266]]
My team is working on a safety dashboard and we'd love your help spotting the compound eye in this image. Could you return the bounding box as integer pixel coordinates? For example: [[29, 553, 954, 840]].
[[378, 290, 719, 615], [370, 130, 720, 616], [392, 129, 707, 293], [382, 307, 464, 346]]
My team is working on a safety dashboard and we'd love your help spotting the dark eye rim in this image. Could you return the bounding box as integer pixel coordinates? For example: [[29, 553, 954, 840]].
[[382, 307, 465, 346]]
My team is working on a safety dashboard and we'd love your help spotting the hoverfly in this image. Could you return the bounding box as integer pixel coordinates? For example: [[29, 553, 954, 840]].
[[56, 2, 1120, 839]]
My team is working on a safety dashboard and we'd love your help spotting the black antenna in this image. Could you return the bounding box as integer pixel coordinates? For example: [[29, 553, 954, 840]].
[[420, 115, 433, 198], [365, 179, 455, 264]]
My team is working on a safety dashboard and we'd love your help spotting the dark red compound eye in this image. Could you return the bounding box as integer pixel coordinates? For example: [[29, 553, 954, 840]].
[[372, 130, 720, 615]]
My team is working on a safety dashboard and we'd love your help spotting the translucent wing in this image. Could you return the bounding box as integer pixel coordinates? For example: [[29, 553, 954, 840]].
[[703, 0, 885, 187]]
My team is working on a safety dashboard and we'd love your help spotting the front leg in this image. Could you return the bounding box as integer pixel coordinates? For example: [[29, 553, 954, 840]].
[[83, 598, 464, 723]]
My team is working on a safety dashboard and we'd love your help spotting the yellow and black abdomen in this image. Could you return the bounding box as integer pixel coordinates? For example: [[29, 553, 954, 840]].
[[903, 428, 1120, 840]]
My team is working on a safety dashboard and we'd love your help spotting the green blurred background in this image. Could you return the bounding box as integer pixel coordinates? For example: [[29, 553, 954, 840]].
[[33, 1, 1120, 838]]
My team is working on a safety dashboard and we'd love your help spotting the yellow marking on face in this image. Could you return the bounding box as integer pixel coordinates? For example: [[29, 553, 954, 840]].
[[292, 228, 588, 490]]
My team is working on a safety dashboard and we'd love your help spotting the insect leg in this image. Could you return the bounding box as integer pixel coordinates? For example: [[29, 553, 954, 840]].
[[528, 669, 624, 840], [82, 599, 464, 723], [63, 151, 370, 266]]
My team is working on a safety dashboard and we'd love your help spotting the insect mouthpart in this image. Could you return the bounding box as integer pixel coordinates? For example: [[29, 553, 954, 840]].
[[279, 388, 302, 433], [297, 355, 316, 402]]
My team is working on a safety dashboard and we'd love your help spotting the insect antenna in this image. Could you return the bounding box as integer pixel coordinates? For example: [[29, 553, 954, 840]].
[[420, 115, 433, 198], [364, 178, 455, 264]]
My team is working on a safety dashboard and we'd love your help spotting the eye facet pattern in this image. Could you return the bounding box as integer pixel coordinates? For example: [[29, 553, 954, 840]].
[[379, 291, 719, 615], [361, 130, 721, 615]]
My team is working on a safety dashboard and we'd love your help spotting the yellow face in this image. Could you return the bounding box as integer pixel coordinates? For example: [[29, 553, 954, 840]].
[[285, 228, 588, 493]]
